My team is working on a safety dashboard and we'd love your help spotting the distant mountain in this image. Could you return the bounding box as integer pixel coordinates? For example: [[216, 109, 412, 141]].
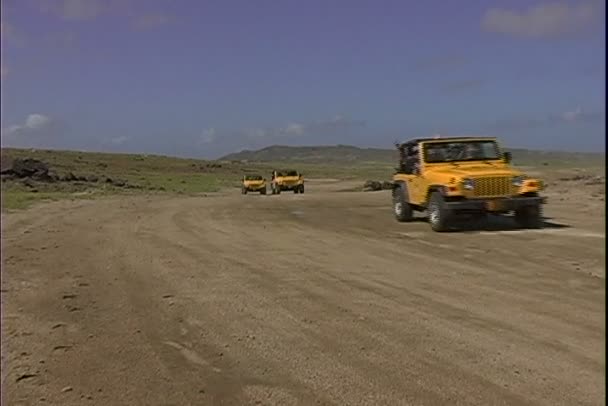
[[219, 144, 605, 165], [220, 145, 397, 163]]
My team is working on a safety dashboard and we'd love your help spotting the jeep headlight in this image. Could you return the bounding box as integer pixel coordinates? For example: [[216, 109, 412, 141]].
[[512, 176, 526, 187], [462, 178, 475, 190]]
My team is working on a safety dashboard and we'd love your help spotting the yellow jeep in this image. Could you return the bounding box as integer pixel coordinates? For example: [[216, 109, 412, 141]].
[[241, 175, 267, 195], [271, 170, 305, 194], [392, 136, 546, 232]]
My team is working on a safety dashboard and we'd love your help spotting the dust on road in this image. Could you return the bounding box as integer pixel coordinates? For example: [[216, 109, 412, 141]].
[[1, 180, 605, 405]]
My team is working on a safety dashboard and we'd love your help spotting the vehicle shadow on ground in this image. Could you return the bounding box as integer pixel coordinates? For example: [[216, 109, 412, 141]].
[[452, 215, 571, 233], [406, 215, 430, 223]]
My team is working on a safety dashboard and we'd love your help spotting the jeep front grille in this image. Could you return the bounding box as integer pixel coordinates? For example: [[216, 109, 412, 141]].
[[472, 177, 513, 197]]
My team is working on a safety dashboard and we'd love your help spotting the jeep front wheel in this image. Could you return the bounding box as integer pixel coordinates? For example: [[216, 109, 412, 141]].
[[514, 205, 542, 229], [393, 188, 413, 222], [427, 192, 450, 232]]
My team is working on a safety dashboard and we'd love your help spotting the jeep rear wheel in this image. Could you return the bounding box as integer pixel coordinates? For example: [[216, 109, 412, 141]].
[[514, 205, 542, 229], [242, 187, 247, 195], [393, 188, 413, 222], [260, 188, 266, 195], [299, 184, 305, 194], [428, 192, 450, 232]]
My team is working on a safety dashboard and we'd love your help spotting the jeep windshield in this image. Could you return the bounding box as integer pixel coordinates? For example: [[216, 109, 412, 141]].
[[285, 171, 299, 176], [245, 175, 263, 181], [423, 141, 501, 163]]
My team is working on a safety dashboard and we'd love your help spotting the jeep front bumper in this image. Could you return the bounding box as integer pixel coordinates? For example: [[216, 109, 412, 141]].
[[444, 196, 546, 212]]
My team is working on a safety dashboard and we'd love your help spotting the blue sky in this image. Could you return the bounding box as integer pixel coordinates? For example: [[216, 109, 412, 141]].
[[1, 0, 605, 158]]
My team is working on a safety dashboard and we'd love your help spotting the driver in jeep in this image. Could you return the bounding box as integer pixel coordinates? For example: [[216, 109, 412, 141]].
[[460, 143, 484, 160]]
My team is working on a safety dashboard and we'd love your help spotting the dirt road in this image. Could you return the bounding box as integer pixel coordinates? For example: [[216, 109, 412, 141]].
[[2, 179, 605, 405]]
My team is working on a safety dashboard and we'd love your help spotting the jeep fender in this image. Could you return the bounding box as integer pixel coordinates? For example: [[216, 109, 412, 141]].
[[424, 185, 447, 206], [392, 181, 410, 202]]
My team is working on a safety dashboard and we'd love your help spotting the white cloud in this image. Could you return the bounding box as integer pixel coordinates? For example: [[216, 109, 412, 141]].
[[110, 135, 129, 145], [199, 128, 217, 144], [282, 123, 305, 136], [329, 115, 346, 124], [26, 114, 53, 129], [252, 129, 268, 138], [318, 115, 366, 129], [481, 1, 604, 38], [245, 128, 268, 139], [242, 115, 366, 141], [562, 107, 582, 122], [2, 113, 56, 137], [243, 123, 306, 139]]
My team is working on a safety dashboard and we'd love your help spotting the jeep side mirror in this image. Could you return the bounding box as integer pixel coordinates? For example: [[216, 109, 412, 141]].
[[503, 152, 512, 163]]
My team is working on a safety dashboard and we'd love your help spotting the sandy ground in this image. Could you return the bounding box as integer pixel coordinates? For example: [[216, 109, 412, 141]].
[[1, 179, 605, 405]]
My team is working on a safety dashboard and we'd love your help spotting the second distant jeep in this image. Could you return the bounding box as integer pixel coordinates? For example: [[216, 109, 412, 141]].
[[271, 170, 305, 194], [392, 136, 546, 232]]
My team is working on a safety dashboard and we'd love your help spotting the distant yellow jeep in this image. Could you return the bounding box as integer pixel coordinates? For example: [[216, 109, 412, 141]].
[[242, 175, 267, 195], [392, 136, 546, 232], [271, 170, 305, 194]]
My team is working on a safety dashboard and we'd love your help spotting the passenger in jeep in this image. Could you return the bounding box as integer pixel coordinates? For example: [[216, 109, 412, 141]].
[[399, 144, 420, 174]]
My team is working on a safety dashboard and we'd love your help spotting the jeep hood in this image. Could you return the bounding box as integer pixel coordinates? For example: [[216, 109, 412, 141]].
[[428, 162, 521, 178]]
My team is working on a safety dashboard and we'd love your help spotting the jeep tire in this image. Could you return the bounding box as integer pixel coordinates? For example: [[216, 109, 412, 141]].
[[428, 192, 450, 232], [393, 187, 413, 222], [261, 188, 266, 195], [514, 204, 542, 229], [242, 187, 247, 195], [299, 184, 305, 194]]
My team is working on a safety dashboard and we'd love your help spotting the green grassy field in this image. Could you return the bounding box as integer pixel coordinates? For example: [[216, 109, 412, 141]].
[[1, 145, 604, 211], [0, 147, 394, 210]]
